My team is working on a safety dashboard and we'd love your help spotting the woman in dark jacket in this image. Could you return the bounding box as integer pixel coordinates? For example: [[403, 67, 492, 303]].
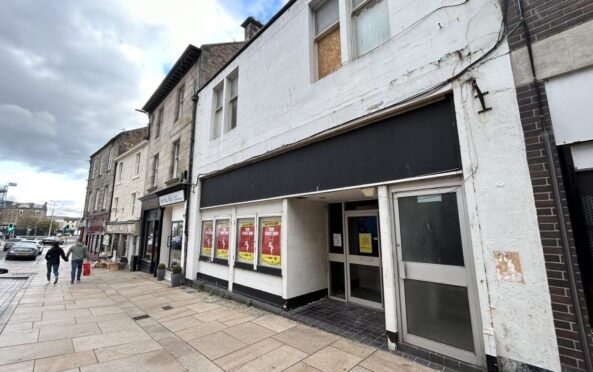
[[45, 242, 68, 284]]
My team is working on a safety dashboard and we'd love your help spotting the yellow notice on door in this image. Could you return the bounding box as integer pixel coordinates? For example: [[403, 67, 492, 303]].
[[359, 233, 372, 254]]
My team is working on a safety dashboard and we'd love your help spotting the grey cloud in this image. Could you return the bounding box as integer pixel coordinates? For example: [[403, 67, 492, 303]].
[[0, 0, 164, 177]]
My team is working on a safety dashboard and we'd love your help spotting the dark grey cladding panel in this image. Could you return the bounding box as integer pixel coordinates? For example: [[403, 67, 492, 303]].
[[201, 96, 461, 207]]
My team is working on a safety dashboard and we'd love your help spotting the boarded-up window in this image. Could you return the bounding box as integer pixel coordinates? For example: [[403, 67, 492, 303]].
[[314, 0, 341, 79]]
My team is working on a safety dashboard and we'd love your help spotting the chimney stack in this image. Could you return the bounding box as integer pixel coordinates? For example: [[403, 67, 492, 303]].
[[241, 16, 263, 41]]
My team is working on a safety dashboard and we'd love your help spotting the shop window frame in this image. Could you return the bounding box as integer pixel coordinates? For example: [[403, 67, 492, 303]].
[[255, 214, 283, 275], [199, 219, 215, 261], [213, 218, 231, 265], [234, 215, 257, 271]]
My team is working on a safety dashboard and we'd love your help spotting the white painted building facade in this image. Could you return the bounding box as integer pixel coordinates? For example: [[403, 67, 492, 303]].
[[106, 140, 148, 266], [186, 0, 560, 370]]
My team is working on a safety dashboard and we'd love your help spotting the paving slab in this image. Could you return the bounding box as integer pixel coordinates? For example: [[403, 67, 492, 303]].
[[0, 339, 73, 366], [302, 346, 362, 372], [79, 349, 185, 372], [93, 339, 162, 362], [189, 331, 248, 360], [33, 350, 97, 372], [273, 325, 339, 354], [213, 338, 283, 371], [223, 321, 276, 345]]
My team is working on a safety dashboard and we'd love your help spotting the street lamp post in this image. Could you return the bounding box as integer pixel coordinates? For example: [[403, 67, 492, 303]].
[[47, 200, 59, 237]]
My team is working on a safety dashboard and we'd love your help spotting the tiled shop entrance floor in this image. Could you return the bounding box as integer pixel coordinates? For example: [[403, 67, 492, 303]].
[[286, 298, 387, 349]]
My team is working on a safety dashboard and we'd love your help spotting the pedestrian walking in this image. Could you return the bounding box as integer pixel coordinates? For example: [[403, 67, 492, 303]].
[[67, 238, 89, 284], [45, 241, 68, 284]]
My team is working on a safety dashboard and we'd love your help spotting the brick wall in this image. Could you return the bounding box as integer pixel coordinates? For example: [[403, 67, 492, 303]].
[[518, 82, 593, 370], [505, 0, 593, 51]]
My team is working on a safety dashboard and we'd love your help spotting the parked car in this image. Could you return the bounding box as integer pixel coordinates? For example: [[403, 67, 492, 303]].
[[5, 241, 39, 260], [24, 239, 43, 255], [3, 238, 22, 251], [41, 236, 63, 246]]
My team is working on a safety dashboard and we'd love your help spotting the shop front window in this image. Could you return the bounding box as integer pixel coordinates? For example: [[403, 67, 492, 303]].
[[258, 217, 281, 268], [214, 220, 230, 260], [169, 221, 183, 268], [236, 218, 255, 264], [200, 221, 214, 258]]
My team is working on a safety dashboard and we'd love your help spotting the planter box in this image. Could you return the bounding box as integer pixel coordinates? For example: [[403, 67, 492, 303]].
[[171, 273, 182, 287], [157, 268, 166, 281]]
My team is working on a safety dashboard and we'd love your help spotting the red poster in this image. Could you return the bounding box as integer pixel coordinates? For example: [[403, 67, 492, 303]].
[[216, 222, 229, 259], [238, 221, 255, 263], [260, 220, 281, 266], [201, 222, 213, 257]]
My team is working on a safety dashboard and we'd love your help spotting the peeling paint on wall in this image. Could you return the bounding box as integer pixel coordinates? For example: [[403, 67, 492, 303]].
[[494, 251, 524, 283]]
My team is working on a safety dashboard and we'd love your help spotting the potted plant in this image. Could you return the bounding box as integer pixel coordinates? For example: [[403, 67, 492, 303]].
[[156, 263, 166, 281], [170, 265, 183, 287]]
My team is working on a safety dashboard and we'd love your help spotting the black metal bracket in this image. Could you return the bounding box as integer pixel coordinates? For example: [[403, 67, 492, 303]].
[[472, 79, 492, 114]]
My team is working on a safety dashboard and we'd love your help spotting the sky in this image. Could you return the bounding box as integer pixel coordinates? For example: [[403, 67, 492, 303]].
[[0, 0, 286, 217]]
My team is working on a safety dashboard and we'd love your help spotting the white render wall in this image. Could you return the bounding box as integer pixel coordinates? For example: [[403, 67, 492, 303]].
[[188, 0, 560, 369], [285, 199, 328, 299], [111, 141, 147, 223]]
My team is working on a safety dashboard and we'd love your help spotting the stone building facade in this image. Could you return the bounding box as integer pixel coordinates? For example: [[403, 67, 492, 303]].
[[0, 201, 47, 233], [505, 1, 593, 370], [106, 140, 148, 267], [82, 127, 147, 257], [138, 40, 245, 275]]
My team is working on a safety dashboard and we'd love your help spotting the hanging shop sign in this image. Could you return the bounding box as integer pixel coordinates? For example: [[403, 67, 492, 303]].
[[159, 190, 185, 206], [260, 220, 281, 266], [215, 221, 230, 259], [201, 221, 213, 257], [238, 220, 255, 263], [106, 222, 138, 234]]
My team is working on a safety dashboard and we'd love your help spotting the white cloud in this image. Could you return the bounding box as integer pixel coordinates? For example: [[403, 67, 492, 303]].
[[0, 0, 285, 215], [0, 104, 57, 137]]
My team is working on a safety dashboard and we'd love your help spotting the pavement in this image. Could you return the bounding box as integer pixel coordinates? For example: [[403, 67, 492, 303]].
[[0, 253, 436, 372]]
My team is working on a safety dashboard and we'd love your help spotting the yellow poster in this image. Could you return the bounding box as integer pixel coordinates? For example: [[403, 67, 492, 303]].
[[359, 233, 372, 254]]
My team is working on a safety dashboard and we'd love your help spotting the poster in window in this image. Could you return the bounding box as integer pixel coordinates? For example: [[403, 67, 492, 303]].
[[359, 233, 372, 254], [238, 220, 255, 263], [215, 221, 230, 259], [260, 219, 281, 266], [201, 221, 213, 257]]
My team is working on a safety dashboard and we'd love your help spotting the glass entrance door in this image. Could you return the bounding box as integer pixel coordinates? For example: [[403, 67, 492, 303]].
[[345, 212, 382, 308], [393, 188, 480, 364]]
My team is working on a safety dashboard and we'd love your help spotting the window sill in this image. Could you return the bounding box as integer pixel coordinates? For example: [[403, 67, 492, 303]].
[[132, 175, 140, 180], [255, 265, 282, 277], [165, 177, 179, 186], [234, 261, 254, 271], [146, 186, 157, 193], [212, 258, 229, 266], [233, 261, 282, 277]]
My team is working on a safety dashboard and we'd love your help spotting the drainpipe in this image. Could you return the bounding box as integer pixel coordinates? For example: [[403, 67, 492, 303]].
[[182, 92, 198, 284], [516, 0, 593, 369]]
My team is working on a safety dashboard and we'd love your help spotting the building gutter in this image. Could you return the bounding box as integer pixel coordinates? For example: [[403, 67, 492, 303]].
[[182, 93, 198, 283], [516, 0, 593, 369]]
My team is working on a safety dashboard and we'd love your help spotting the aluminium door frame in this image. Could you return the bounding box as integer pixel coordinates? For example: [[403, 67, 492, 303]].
[[389, 178, 485, 366], [343, 209, 384, 310]]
